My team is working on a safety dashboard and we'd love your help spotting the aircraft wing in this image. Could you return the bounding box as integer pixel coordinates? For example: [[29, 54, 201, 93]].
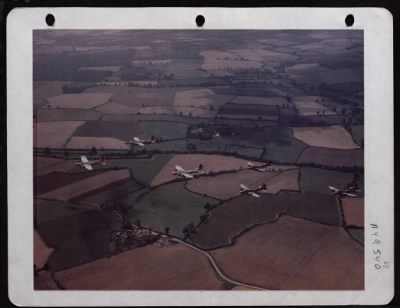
[[248, 192, 260, 198], [136, 142, 145, 146], [343, 192, 357, 197], [257, 168, 267, 172], [240, 184, 249, 191], [181, 172, 194, 179], [83, 163, 93, 171], [81, 155, 89, 163], [328, 186, 339, 193], [175, 165, 185, 172], [133, 137, 142, 142]]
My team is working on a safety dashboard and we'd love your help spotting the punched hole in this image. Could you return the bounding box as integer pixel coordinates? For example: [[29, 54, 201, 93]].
[[46, 14, 55, 27], [345, 14, 354, 27], [196, 15, 205, 27]]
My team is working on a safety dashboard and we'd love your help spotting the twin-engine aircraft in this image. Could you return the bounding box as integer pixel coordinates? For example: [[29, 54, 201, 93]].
[[126, 136, 156, 147], [76, 155, 106, 170], [328, 184, 360, 197], [247, 161, 271, 172], [173, 164, 205, 179], [240, 183, 267, 198]]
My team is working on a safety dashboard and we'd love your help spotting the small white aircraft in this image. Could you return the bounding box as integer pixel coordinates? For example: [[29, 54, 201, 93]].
[[240, 183, 267, 198], [173, 164, 205, 179], [328, 186, 359, 197], [75, 155, 106, 171], [126, 136, 156, 147], [247, 161, 271, 172]]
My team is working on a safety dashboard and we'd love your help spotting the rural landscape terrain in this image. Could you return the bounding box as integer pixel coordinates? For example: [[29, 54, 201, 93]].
[[33, 30, 364, 290]]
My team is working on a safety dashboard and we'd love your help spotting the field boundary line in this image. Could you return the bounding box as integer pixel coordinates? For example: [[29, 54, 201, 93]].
[[171, 237, 268, 291]]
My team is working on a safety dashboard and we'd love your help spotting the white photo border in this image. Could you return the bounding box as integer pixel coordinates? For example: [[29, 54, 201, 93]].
[[7, 7, 394, 306]]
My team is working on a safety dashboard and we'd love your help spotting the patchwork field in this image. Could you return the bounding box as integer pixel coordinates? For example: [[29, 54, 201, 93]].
[[36, 109, 103, 122], [84, 86, 176, 107], [55, 243, 224, 290], [190, 191, 340, 249], [229, 96, 288, 107], [46, 93, 112, 109], [96, 102, 140, 114], [35, 121, 84, 148], [293, 96, 336, 116], [298, 147, 364, 168], [186, 168, 281, 200], [33, 81, 67, 109], [65, 137, 130, 150], [342, 197, 364, 227], [211, 216, 364, 290], [150, 154, 249, 186], [200, 50, 263, 71], [174, 88, 233, 108], [293, 125, 359, 149], [135, 121, 188, 140], [128, 182, 219, 237], [39, 169, 131, 201]]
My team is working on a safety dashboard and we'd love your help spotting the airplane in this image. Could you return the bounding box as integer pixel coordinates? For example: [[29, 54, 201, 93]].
[[328, 186, 359, 197], [247, 161, 271, 172], [75, 155, 106, 171], [126, 136, 156, 147], [240, 183, 267, 198], [172, 164, 205, 179]]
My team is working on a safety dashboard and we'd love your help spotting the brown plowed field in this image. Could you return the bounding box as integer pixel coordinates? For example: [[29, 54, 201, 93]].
[[34, 271, 58, 290], [34, 230, 54, 269], [211, 216, 364, 290], [55, 243, 224, 290], [342, 197, 364, 227], [39, 169, 131, 201], [264, 168, 300, 194], [190, 191, 340, 249], [34, 157, 76, 177], [151, 154, 249, 186], [35, 170, 107, 196], [298, 147, 364, 167], [75, 178, 143, 207]]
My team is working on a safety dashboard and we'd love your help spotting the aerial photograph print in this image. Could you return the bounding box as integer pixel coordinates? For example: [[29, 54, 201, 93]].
[[33, 29, 364, 290]]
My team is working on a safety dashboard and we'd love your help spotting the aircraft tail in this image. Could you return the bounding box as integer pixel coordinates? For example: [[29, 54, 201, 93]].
[[198, 164, 203, 170], [150, 135, 156, 143]]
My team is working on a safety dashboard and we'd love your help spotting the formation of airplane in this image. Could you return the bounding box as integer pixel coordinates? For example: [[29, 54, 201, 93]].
[[172, 164, 205, 179], [75, 155, 106, 170], [240, 183, 267, 198], [247, 161, 271, 172], [328, 185, 360, 197], [126, 136, 156, 147]]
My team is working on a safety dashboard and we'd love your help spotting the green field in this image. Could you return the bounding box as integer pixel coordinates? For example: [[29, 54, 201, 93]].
[[145, 139, 188, 152], [351, 125, 364, 146], [47, 231, 111, 272], [188, 127, 306, 162], [128, 182, 219, 237], [300, 167, 354, 194], [135, 121, 188, 140], [104, 155, 173, 186]]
